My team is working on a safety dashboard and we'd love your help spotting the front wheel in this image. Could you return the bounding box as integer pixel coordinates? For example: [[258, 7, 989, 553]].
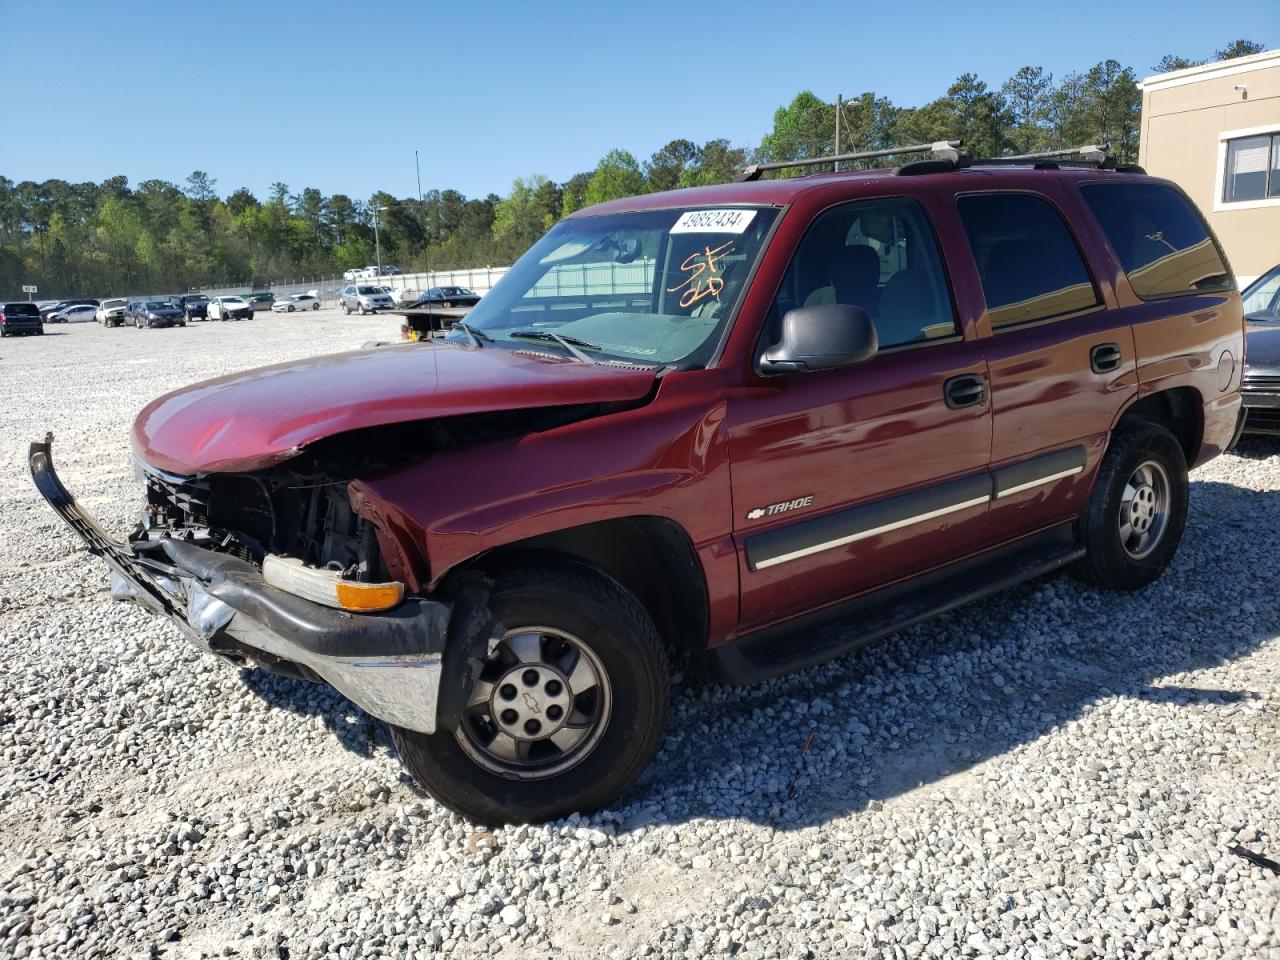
[[1072, 421, 1189, 591], [391, 564, 669, 824]]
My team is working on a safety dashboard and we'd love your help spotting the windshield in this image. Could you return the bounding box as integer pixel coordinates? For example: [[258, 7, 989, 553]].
[[144, 301, 168, 310], [185, 295, 209, 303], [357, 285, 384, 295], [1243, 265, 1280, 320], [448, 206, 778, 366], [224, 297, 246, 305], [103, 299, 126, 308]]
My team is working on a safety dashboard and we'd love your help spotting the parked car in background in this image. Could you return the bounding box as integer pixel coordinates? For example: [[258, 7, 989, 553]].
[[339, 284, 395, 314], [0, 302, 44, 336], [207, 296, 254, 321], [343, 268, 363, 281], [414, 286, 482, 308], [177, 294, 211, 321], [127, 299, 185, 329], [1240, 264, 1280, 437], [96, 298, 129, 326], [51, 304, 99, 323], [271, 294, 321, 312], [240, 292, 275, 313], [43, 298, 100, 322]]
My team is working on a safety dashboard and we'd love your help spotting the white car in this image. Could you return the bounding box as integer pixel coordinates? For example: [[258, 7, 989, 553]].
[[271, 294, 321, 313], [343, 268, 363, 281], [52, 304, 99, 323], [96, 298, 129, 326], [207, 296, 254, 321]]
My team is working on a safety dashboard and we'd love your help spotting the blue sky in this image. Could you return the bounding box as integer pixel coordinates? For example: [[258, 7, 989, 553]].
[[0, 0, 1272, 202]]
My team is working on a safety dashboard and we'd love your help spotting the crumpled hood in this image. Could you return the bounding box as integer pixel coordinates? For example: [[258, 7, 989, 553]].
[[133, 342, 657, 475]]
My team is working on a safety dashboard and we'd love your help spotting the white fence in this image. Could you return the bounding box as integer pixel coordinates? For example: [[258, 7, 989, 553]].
[[201, 259, 661, 306], [202, 266, 512, 306]]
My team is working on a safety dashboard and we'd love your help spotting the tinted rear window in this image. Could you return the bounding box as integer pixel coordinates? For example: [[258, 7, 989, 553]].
[[3, 303, 40, 316], [957, 193, 1098, 329], [1079, 182, 1233, 299]]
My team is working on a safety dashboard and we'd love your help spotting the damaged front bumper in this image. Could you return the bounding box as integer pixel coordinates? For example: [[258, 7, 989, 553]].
[[29, 437, 497, 734]]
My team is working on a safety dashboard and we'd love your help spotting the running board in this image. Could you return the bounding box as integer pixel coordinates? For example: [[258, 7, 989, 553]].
[[710, 526, 1085, 686]]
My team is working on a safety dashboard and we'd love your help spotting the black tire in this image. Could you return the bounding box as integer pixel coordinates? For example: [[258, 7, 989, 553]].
[[1073, 421, 1189, 591], [391, 563, 669, 825], [313, 302, 320, 310], [342, 302, 351, 315]]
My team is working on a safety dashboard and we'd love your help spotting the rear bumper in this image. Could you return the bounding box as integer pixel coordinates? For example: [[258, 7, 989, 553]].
[[28, 437, 497, 733], [1, 323, 42, 333]]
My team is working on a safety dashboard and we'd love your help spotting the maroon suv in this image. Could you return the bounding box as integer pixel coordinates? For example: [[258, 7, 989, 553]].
[[32, 155, 1244, 823]]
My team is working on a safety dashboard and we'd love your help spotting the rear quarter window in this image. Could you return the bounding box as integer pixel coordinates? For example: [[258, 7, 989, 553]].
[[1079, 181, 1234, 299]]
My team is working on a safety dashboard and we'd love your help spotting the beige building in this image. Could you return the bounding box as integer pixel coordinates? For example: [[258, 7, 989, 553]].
[[1139, 49, 1280, 287]]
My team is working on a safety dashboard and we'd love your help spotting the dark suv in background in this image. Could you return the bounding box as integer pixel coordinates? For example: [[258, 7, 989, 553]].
[[177, 294, 211, 321], [1, 302, 44, 336], [31, 145, 1244, 823]]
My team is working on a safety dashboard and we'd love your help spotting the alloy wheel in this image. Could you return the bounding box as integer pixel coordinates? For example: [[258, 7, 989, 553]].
[[455, 627, 611, 780], [1118, 459, 1170, 559]]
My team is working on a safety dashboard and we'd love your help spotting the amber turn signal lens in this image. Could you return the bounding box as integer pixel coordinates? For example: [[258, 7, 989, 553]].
[[262, 555, 405, 613], [334, 581, 405, 612]]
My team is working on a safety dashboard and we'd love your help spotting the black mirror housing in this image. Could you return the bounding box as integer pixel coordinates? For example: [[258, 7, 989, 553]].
[[759, 304, 878, 374]]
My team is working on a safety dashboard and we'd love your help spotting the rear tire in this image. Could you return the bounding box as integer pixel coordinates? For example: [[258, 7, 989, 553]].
[[391, 563, 669, 825], [1072, 421, 1188, 591]]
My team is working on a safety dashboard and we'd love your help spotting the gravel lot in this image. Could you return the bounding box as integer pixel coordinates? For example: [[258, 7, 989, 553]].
[[1, 312, 1278, 959]]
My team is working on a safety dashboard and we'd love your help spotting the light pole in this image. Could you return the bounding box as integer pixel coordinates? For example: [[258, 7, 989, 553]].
[[372, 204, 390, 276]]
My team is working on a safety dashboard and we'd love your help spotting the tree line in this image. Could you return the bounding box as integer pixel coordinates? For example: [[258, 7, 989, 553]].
[[0, 40, 1265, 298]]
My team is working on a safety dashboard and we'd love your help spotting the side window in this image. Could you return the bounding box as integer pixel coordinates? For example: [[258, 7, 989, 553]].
[[957, 193, 1099, 330], [1079, 182, 1234, 299], [773, 197, 957, 349]]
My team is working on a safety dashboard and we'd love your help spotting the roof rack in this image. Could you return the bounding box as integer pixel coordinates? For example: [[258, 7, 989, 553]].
[[970, 142, 1115, 168], [738, 141, 963, 181]]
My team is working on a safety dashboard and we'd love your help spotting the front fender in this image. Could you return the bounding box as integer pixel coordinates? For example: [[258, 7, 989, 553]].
[[351, 383, 732, 591]]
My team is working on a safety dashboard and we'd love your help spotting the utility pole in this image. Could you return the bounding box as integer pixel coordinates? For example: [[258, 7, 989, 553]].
[[834, 93, 843, 171], [373, 205, 383, 277], [415, 150, 423, 203]]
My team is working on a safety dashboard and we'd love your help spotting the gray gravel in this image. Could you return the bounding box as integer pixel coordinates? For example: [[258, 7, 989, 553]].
[[1, 313, 1278, 959]]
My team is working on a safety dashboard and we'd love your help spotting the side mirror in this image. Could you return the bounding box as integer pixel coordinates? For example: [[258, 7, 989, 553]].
[[759, 304, 878, 374]]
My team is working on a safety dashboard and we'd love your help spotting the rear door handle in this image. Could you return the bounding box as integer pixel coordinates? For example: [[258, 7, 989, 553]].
[[1090, 342, 1122, 373], [944, 373, 987, 409]]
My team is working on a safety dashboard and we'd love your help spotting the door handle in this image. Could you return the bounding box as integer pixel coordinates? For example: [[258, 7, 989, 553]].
[[1090, 342, 1122, 373], [944, 374, 987, 409]]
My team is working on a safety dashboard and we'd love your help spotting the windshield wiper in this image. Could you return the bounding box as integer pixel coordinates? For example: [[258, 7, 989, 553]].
[[509, 330, 601, 364], [453, 320, 493, 347]]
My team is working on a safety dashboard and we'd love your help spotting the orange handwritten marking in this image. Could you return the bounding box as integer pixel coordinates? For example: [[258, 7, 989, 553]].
[[667, 240, 735, 308]]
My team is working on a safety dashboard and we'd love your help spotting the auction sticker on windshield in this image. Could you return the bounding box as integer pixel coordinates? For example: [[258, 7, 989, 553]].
[[670, 209, 758, 234]]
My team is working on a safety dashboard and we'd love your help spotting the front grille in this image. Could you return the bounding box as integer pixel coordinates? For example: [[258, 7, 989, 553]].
[[1243, 374, 1280, 391]]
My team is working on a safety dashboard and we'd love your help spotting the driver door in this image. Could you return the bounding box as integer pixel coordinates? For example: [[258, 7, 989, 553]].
[[727, 195, 993, 631]]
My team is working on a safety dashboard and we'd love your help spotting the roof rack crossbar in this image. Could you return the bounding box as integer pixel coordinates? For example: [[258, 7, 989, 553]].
[[969, 143, 1115, 168], [739, 141, 962, 181]]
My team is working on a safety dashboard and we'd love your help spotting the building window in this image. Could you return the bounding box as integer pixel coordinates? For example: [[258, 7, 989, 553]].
[[1223, 132, 1280, 203]]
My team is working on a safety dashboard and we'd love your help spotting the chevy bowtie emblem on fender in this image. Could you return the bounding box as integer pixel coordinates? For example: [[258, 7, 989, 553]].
[[746, 495, 814, 521]]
